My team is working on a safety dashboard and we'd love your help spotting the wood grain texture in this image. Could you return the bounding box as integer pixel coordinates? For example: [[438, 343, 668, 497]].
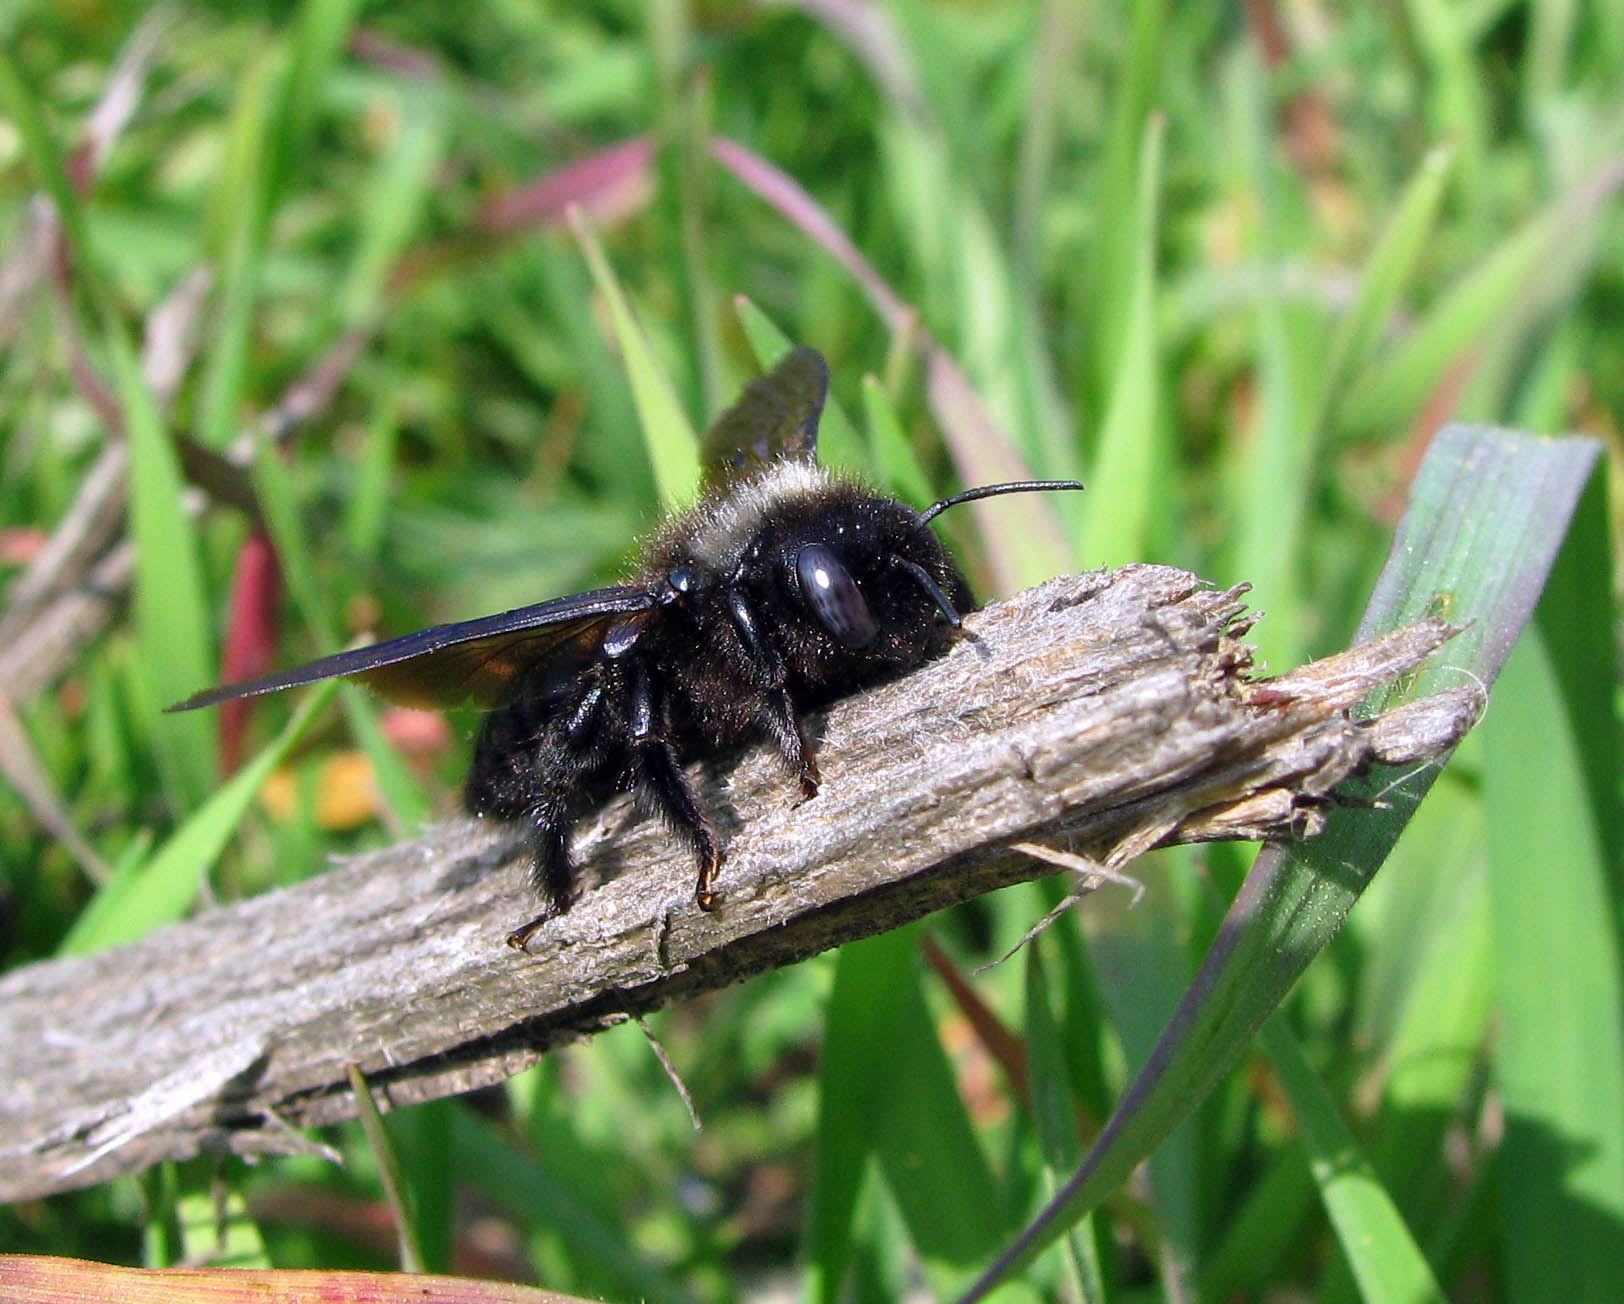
[[0, 565, 1481, 1201]]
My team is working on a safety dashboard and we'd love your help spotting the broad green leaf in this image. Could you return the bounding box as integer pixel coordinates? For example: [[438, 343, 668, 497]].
[[1483, 472, 1624, 1303], [958, 428, 1603, 1300]]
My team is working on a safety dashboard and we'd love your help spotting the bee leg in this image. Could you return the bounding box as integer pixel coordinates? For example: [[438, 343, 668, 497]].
[[500, 793, 582, 950], [491, 683, 608, 950], [629, 660, 722, 910], [759, 690, 820, 800], [637, 740, 723, 909], [725, 590, 819, 799]]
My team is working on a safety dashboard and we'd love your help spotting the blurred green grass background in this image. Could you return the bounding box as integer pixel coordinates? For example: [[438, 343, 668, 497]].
[[2, 1, 1621, 1300]]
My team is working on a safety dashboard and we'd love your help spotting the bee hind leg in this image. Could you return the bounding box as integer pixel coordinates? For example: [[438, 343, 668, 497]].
[[504, 796, 580, 950]]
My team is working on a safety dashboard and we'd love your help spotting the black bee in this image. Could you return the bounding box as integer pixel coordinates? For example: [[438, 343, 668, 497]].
[[171, 348, 1080, 946]]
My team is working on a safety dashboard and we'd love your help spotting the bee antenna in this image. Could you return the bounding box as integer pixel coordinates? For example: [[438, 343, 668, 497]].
[[920, 479, 1084, 524], [889, 556, 962, 627]]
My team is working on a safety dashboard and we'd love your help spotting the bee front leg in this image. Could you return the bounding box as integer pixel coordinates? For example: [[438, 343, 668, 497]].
[[629, 661, 723, 910], [725, 589, 819, 799], [758, 690, 820, 800]]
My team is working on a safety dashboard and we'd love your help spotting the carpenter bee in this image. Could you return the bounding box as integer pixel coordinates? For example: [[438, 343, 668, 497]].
[[170, 348, 1081, 947]]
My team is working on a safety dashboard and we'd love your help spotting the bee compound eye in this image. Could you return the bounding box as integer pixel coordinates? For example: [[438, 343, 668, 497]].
[[794, 543, 878, 649]]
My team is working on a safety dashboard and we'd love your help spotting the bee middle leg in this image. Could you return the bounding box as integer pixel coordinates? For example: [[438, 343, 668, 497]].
[[636, 740, 722, 909]]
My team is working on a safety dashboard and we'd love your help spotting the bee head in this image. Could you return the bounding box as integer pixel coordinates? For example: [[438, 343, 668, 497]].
[[757, 492, 971, 682], [770, 475, 1084, 682], [678, 469, 1079, 695]]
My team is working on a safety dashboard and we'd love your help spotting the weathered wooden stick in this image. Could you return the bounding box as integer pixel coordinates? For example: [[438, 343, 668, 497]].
[[0, 565, 1481, 1201]]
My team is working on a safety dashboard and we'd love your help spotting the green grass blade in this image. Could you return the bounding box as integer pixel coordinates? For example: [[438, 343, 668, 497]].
[[1219, 49, 1315, 668], [708, 134, 1075, 587], [0, 45, 105, 315], [870, 961, 1005, 1298], [1079, 113, 1163, 568], [1023, 940, 1104, 1303], [343, 388, 401, 564], [348, 1064, 427, 1272], [337, 682, 432, 830], [1340, 160, 1624, 437], [195, 47, 275, 449], [1012, 0, 1082, 290], [860, 374, 934, 506], [250, 408, 428, 830], [570, 208, 700, 507], [1523, 0, 1581, 106], [384, 1097, 455, 1275], [59, 680, 337, 955], [337, 100, 443, 326], [957, 427, 1603, 1300], [1199, 1150, 1315, 1299], [448, 1103, 697, 1304], [805, 929, 914, 1304], [1347, 775, 1493, 1262], [197, 0, 363, 448], [116, 334, 217, 809], [176, 1178, 270, 1268], [0, 43, 216, 808], [1082, 0, 1166, 397], [1258, 1019, 1447, 1304], [1082, 863, 1204, 1294], [1316, 145, 1455, 421], [807, 925, 1006, 1300]]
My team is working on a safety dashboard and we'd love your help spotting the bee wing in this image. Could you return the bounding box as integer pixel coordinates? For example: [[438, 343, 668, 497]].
[[168, 586, 654, 713], [701, 346, 829, 488]]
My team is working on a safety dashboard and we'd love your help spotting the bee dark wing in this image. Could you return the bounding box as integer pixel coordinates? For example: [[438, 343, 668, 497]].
[[167, 586, 654, 713], [700, 346, 829, 488]]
